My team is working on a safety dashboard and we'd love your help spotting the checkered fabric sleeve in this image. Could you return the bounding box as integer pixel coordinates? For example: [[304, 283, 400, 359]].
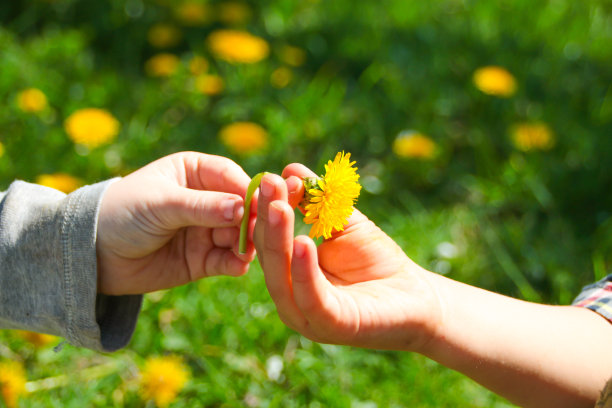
[[572, 274, 612, 323]]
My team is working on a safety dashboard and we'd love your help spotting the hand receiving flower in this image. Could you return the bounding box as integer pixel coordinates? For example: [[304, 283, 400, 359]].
[[253, 162, 443, 351]]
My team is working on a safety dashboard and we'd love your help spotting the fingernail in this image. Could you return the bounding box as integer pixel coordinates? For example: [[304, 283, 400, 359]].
[[294, 239, 306, 258], [286, 176, 301, 193], [260, 177, 274, 198], [223, 199, 238, 221], [268, 203, 282, 226]]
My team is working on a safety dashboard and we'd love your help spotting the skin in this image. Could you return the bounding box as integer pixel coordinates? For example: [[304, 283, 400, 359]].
[[96, 152, 256, 295], [254, 163, 612, 408]]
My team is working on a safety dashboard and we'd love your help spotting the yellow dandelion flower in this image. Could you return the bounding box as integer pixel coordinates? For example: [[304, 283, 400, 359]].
[[217, 2, 251, 25], [189, 55, 209, 75], [511, 122, 555, 152], [0, 142, 4, 158], [139, 356, 189, 407], [302, 151, 362, 239], [17, 331, 57, 348], [207, 30, 269, 64], [392, 132, 436, 159], [175, 1, 210, 26], [279, 45, 306, 67], [148, 23, 182, 48], [64, 108, 120, 149], [145, 53, 180, 77], [36, 173, 83, 193], [219, 122, 267, 155], [473, 66, 517, 97], [16, 88, 48, 113], [270, 67, 292, 88], [195, 74, 225, 95], [0, 360, 26, 408]]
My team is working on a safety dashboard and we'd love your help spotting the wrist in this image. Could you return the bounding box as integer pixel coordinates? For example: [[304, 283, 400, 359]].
[[404, 268, 447, 354]]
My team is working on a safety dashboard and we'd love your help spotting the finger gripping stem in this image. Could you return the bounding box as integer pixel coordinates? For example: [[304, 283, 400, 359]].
[[239, 172, 268, 254]]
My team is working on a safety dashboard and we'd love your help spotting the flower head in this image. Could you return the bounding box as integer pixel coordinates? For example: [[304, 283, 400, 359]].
[[188, 55, 209, 75], [145, 53, 180, 77], [392, 131, 436, 159], [139, 356, 189, 407], [217, 2, 251, 25], [17, 331, 57, 348], [174, 2, 211, 26], [195, 74, 225, 95], [511, 122, 555, 152], [36, 173, 82, 193], [279, 45, 306, 67], [473, 66, 517, 97], [0, 142, 5, 158], [270, 67, 292, 89], [0, 360, 27, 408], [207, 30, 269, 64], [148, 24, 182, 48], [219, 122, 267, 155], [17, 88, 48, 113], [64, 108, 120, 148], [302, 152, 361, 239]]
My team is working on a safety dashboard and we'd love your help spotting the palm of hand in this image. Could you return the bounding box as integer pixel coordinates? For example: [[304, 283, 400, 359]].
[[97, 180, 219, 295], [307, 215, 441, 350]]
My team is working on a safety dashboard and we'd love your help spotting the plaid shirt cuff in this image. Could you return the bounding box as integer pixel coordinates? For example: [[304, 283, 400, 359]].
[[572, 273, 612, 323]]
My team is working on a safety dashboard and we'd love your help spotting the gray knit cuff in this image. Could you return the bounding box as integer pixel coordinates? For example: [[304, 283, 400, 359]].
[[60, 179, 142, 352]]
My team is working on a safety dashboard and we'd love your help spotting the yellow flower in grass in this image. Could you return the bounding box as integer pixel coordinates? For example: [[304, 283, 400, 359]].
[[17, 88, 48, 113], [17, 331, 57, 348], [195, 74, 225, 95], [175, 2, 210, 26], [64, 108, 120, 148], [473, 66, 517, 97], [279, 45, 306, 67], [36, 173, 82, 193], [511, 122, 555, 152], [0, 360, 26, 408], [189, 55, 209, 75], [139, 356, 188, 407], [217, 2, 251, 25], [207, 30, 269, 64], [0, 142, 4, 158], [303, 152, 362, 239], [145, 53, 180, 77], [219, 122, 267, 154], [270, 67, 292, 88], [393, 132, 436, 159], [148, 23, 182, 48]]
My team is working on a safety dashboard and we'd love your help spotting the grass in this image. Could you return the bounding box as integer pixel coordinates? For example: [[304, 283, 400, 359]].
[[1, 0, 611, 406]]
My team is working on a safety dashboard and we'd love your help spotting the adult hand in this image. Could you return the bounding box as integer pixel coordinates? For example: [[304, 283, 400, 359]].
[[96, 152, 256, 295], [254, 163, 443, 351]]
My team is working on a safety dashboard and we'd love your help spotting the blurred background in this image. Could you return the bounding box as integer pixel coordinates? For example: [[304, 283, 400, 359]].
[[1, 0, 611, 406]]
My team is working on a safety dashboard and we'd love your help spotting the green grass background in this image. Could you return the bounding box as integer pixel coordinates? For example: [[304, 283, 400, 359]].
[[1, 0, 611, 406]]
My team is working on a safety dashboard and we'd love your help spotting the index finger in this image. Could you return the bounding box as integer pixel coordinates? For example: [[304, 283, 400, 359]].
[[182, 152, 251, 196], [281, 162, 317, 180], [282, 163, 316, 211]]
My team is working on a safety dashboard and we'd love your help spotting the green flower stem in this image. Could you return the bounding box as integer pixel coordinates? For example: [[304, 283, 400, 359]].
[[239, 172, 268, 254]]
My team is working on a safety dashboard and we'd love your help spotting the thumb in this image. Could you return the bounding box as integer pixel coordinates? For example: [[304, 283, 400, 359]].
[[155, 186, 245, 229], [291, 236, 337, 325]]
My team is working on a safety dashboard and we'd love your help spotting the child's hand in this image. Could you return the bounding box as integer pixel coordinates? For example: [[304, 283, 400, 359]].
[[96, 152, 256, 295], [254, 163, 442, 351]]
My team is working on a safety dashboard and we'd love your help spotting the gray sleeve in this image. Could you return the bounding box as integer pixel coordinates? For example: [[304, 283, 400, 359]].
[[0, 180, 142, 352]]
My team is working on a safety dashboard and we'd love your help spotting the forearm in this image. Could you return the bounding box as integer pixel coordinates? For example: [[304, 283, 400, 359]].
[[421, 271, 612, 408]]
